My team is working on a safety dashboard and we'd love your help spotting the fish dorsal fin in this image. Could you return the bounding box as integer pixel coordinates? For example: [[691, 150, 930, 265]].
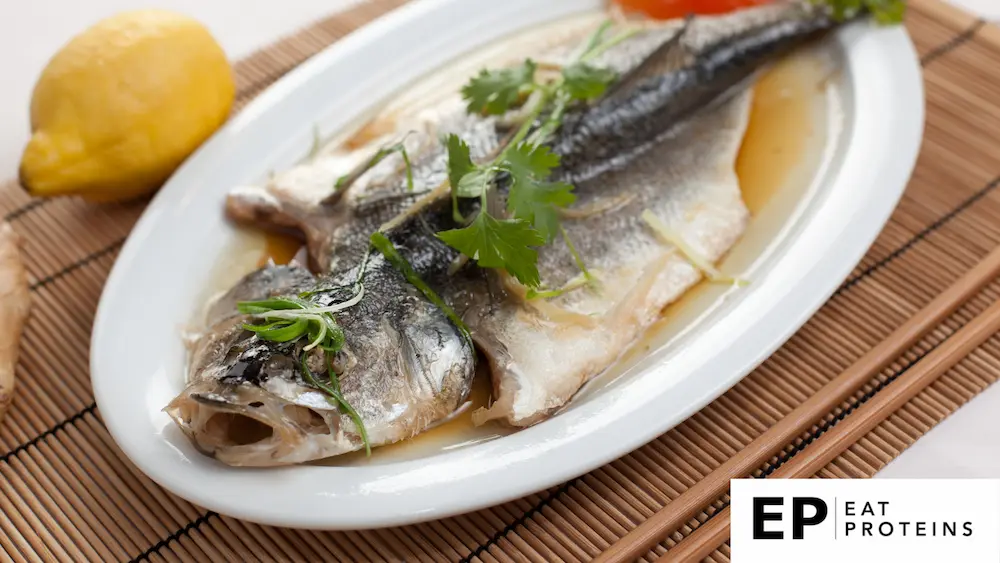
[[603, 16, 695, 102]]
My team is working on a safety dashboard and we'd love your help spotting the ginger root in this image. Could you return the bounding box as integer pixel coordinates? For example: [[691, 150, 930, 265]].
[[0, 222, 30, 421]]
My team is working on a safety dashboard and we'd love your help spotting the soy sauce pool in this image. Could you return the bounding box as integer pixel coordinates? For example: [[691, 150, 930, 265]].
[[244, 46, 843, 465]]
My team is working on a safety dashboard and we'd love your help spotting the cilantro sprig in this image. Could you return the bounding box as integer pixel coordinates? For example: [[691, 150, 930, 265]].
[[462, 60, 538, 116], [562, 63, 619, 101], [500, 143, 575, 242], [438, 204, 546, 287], [437, 138, 577, 286], [438, 23, 630, 289]]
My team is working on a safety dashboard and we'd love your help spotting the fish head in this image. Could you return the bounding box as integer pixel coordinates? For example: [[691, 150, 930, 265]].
[[167, 261, 476, 466], [167, 264, 343, 466], [167, 319, 349, 467]]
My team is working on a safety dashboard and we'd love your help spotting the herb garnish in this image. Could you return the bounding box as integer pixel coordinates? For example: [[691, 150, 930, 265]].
[[462, 60, 538, 116], [335, 136, 415, 193], [370, 232, 474, 347], [641, 210, 747, 286], [237, 287, 371, 454], [816, 0, 906, 24], [298, 354, 370, 456], [438, 203, 547, 287], [436, 23, 630, 289]]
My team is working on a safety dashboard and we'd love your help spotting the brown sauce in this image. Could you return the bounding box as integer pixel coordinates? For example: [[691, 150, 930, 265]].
[[737, 51, 832, 214], [596, 49, 835, 393], [342, 117, 399, 151], [256, 233, 302, 267]]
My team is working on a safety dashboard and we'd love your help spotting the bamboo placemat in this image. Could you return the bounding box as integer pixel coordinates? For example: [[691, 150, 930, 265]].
[[0, 0, 997, 561]]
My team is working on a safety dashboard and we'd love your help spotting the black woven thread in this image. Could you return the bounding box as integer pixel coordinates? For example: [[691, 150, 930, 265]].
[[0, 240, 126, 462], [1, 14, 354, 563], [837, 176, 1000, 294], [760, 356, 931, 477], [920, 19, 986, 65], [13, 331, 938, 562], [3, 199, 49, 223], [108, 21, 997, 563], [765, 337, 945, 476], [0, 403, 96, 465], [129, 511, 219, 563], [29, 238, 125, 291], [0, 38, 302, 563], [460, 482, 576, 563], [461, 336, 946, 561]]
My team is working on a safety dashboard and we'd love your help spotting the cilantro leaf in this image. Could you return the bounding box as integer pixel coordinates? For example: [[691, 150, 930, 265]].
[[445, 133, 493, 222], [501, 142, 561, 179], [507, 180, 575, 242], [819, 0, 864, 19], [437, 213, 544, 287], [500, 143, 575, 241], [456, 169, 493, 198], [446, 134, 475, 189], [562, 62, 617, 101], [461, 60, 537, 115], [865, 0, 906, 24], [816, 0, 905, 24]]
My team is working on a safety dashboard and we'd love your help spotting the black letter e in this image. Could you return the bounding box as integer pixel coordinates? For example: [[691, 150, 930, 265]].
[[753, 497, 783, 539]]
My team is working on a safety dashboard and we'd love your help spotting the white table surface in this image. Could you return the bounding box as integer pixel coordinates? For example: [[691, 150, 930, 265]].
[[1, 0, 998, 481]]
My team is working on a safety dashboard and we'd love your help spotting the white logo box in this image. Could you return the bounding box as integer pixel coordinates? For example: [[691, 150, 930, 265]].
[[730, 479, 1000, 562]]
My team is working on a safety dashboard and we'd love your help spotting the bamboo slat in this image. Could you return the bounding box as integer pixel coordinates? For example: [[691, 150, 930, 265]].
[[0, 0, 997, 561]]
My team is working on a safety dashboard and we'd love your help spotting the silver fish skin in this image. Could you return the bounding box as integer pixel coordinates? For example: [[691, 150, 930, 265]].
[[173, 3, 845, 466], [167, 259, 475, 466], [553, 3, 836, 183]]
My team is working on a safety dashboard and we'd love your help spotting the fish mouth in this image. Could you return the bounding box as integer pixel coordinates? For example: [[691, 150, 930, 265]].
[[164, 381, 354, 467]]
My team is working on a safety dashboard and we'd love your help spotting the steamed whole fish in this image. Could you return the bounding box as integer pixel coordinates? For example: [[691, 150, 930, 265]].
[[167, 3, 845, 466]]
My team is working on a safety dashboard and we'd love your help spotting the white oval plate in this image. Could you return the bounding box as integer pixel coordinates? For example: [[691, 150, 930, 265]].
[[92, 0, 922, 529]]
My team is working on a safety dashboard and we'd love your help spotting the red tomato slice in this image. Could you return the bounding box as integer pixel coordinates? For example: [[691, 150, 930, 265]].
[[615, 0, 772, 19]]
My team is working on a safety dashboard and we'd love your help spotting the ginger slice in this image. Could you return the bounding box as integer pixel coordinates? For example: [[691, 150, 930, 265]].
[[0, 222, 30, 421]]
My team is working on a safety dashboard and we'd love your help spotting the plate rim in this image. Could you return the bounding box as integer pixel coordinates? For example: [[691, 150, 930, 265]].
[[91, 0, 924, 529]]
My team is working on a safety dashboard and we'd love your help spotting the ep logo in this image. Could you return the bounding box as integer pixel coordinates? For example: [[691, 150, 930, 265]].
[[731, 479, 1000, 562], [752, 497, 827, 540]]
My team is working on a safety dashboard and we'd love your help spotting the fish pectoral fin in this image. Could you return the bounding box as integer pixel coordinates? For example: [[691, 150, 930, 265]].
[[226, 184, 311, 235], [226, 182, 347, 271]]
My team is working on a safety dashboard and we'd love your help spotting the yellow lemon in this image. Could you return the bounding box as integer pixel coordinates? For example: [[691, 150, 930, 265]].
[[19, 10, 235, 202]]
